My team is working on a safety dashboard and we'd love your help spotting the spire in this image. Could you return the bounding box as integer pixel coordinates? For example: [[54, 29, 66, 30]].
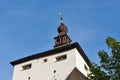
[[54, 12, 72, 48], [58, 11, 68, 36], [59, 11, 64, 23]]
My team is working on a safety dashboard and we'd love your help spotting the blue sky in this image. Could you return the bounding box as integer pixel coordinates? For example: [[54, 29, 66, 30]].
[[0, 0, 120, 80]]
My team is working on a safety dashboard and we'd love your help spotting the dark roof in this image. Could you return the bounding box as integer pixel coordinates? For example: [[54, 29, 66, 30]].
[[66, 67, 86, 80], [10, 42, 91, 66]]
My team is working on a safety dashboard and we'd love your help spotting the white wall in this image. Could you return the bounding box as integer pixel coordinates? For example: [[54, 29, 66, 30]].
[[75, 48, 90, 77], [12, 49, 76, 80]]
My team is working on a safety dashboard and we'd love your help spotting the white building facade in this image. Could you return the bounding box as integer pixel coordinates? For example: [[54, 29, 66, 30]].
[[11, 20, 91, 80]]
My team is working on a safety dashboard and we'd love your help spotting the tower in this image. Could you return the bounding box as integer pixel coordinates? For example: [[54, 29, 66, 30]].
[[10, 15, 91, 80], [54, 13, 72, 48]]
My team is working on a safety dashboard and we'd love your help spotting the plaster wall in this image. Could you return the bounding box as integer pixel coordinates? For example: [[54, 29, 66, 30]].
[[75, 49, 90, 77], [12, 49, 76, 80]]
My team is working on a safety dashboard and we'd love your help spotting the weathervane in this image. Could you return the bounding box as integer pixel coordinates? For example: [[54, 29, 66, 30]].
[[59, 11, 64, 23]]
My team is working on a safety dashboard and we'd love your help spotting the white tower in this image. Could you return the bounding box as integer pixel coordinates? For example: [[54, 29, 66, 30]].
[[10, 16, 91, 80]]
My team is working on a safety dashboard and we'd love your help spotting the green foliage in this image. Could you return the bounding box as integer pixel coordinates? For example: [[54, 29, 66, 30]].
[[87, 63, 109, 80], [87, 37, 120, 80]]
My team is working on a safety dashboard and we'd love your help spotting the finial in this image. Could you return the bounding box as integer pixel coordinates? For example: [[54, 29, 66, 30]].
[[54, 12, 72, 48], [59, 11, 64, 23]]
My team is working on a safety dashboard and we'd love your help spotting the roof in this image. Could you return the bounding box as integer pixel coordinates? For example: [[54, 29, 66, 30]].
[[66, 67, 86, 80], [10, 42, 91, 66]]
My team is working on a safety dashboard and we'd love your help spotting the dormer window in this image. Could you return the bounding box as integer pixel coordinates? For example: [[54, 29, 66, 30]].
[[22, 64, 31, 70], [55, 54, 67, 62]]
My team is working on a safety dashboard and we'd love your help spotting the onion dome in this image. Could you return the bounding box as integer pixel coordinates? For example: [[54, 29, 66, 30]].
[[54, 12, 72, 48], [57, 23, 68, 35]]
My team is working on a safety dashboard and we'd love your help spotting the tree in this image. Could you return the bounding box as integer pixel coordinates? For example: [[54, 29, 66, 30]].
[[87, 37, 120, 80]]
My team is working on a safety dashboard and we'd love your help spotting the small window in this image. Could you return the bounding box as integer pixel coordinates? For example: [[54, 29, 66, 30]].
[[84, 64, 88, 71], [42, 58, 47, 63], [54, 70, 56, 73], [28, 77, 30, 80], [22, 64, 31, 70], [55, 54, 67, 62]]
